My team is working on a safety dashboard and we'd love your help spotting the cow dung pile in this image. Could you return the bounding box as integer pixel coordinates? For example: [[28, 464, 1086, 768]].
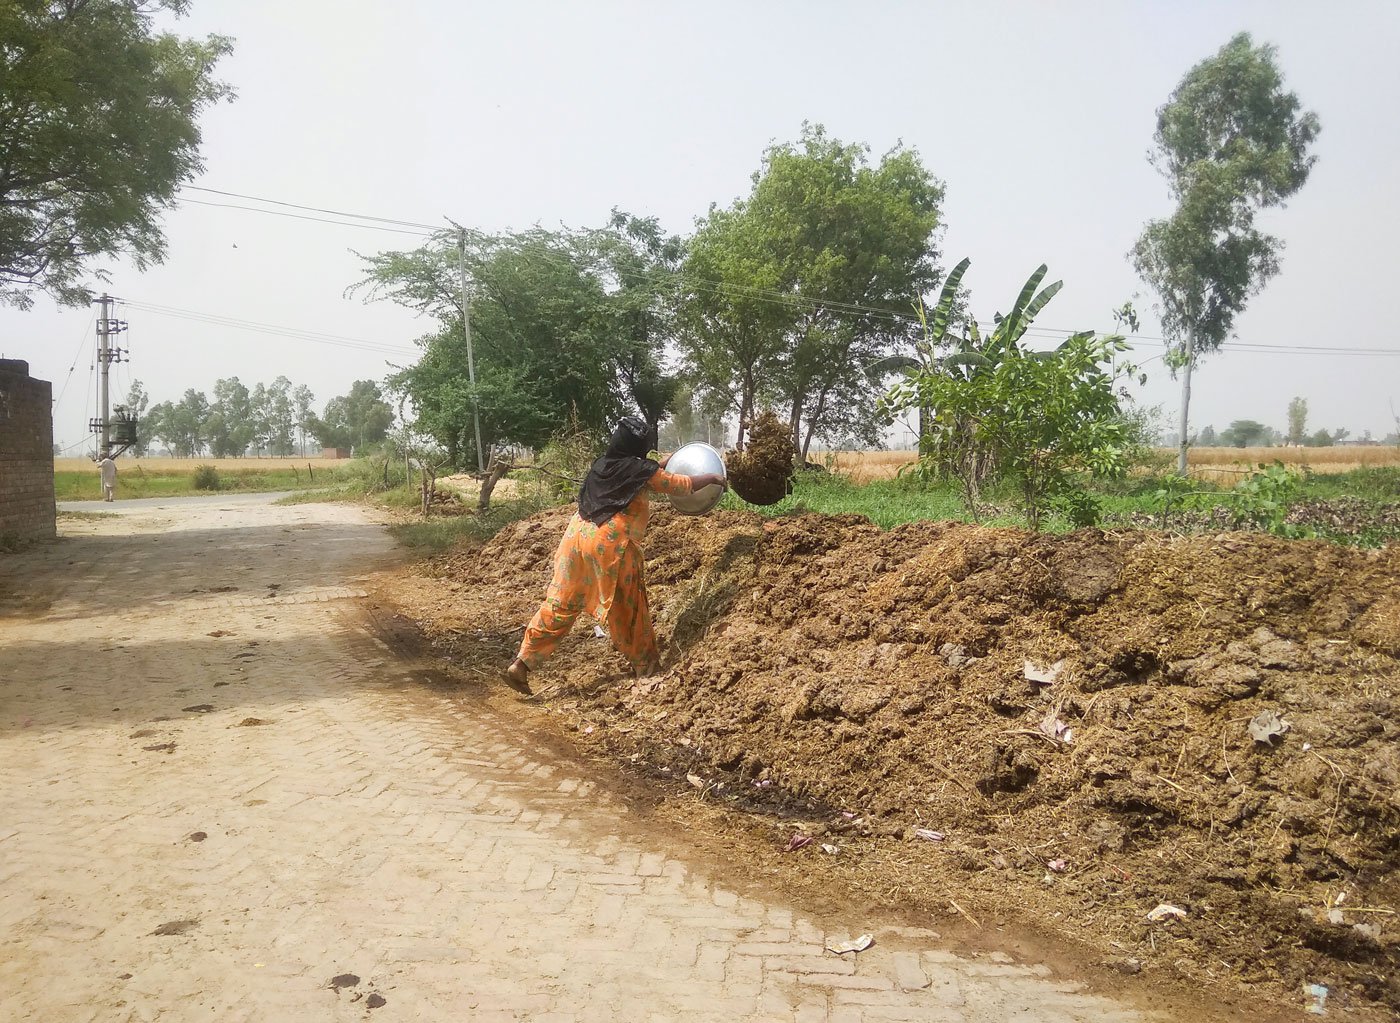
[[725, 410, 796, 506], [403, 505, 1400, 1018]]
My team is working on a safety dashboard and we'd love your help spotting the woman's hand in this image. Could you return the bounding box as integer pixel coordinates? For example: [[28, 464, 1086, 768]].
[[692, 472, 727, 492], [657, 452, 673, 469]]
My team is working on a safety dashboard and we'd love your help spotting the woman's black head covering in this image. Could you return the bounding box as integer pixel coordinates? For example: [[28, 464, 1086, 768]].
[[576, 416, 660, 526]]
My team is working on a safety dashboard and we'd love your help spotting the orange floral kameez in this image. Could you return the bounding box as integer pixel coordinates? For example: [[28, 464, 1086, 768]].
[[517, 468, 694, 671]]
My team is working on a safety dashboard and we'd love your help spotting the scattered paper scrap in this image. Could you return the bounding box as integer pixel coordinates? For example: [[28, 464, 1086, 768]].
[[826, 934, 874, 955], [1023, 659, 1065, 685], [1247, 710, 1290, 745], [913, 828, 945, 842], [1147, 903, 1187, 923], [1039, 711, 1073, 744], [820, 843, 840, 855]]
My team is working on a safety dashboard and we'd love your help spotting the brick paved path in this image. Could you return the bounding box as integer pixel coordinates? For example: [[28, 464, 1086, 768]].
[[1, 498, 1163, 1022]]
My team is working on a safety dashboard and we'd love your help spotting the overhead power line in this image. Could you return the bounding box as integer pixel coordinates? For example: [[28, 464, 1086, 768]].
[[184, 185, 440, 230], [181, 197, 435, 238], [52, 312, 96, 406], [119, 299, 419, 358], [175, 185, 1400, 358]]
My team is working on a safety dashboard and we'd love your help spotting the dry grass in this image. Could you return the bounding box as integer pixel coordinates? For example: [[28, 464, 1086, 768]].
[[810, 450, 918, 483], [1183, 446, 1400, 467], [54, 456, 350, 474], [1176, 446, 1400, 486], [810, 446, 1400, 486]]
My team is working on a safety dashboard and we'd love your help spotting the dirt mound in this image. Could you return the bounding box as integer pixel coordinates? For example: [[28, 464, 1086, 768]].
[[726, 410, 796, 506], [424, 508, 1400, 1017]]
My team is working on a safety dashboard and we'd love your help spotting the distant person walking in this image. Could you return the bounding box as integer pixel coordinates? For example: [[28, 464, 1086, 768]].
[[99, 455, 117, 502]]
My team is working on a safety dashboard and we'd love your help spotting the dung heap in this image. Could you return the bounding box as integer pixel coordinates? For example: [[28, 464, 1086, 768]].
[[411, 508, 1400, 1017], [726, 410, 796, 506]]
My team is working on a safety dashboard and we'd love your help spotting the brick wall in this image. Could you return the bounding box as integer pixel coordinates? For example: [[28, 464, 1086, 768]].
[[0, 359, 57, 541]]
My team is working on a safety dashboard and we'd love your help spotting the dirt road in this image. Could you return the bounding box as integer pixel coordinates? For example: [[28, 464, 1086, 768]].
[[1, 497, 1167, 1022]]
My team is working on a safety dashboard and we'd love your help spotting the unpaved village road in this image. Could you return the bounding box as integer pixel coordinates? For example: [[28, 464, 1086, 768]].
[[1, 496, 1170, 1022]]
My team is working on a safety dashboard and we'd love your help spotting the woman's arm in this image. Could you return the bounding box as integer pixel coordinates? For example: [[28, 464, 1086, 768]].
[[646, 468, 728, 496], [689, 472, 726, 491]]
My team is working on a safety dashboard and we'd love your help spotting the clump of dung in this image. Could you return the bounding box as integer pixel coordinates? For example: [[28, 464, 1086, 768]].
[[727, 410, 796, 506]]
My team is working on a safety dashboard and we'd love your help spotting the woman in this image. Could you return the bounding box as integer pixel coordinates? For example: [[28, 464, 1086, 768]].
[[505, 417, 725, 694]]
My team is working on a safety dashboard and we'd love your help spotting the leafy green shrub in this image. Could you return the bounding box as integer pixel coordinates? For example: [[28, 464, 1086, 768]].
[[885, 262, 1142, 528], [1153, 474, 1199, 529], [1230, 462, 1304, 535], [191, 464, 221, 491], [892, 329, 1136, 529], [1057, 489, 1103, 528]]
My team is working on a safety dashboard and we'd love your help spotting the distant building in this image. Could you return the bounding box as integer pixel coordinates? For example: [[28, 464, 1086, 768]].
[[321, 447, 351, 459]]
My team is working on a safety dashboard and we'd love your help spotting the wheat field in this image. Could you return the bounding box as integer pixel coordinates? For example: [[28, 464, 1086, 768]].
[[812, 446, 1400, 485], [55, 456, 350, 474]]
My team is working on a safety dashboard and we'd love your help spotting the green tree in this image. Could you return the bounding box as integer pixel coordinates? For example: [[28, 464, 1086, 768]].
[[1220, 419, 1271, 448], [145, 388, 208, 457], [890, 326, 1137, 529], [0, 1, 233, 308], [207, 377, 253, 457], [681, 124, 944, 456], [262, 376, 297, 456], [122, 379, 151, 455], [589, 210, 685, 437], [248, 381, 270, 455], [141, 400, 170, 455], [310, 380, 394, 452], [1199, 423, 1217, 445], [871, 257, 971, 452], [354, 228, 628, 467], [292, 384, 316, 456], [1286, 396, 1308, 446], [678, 204, 789, 450], [1131, 33, 1321, 474]]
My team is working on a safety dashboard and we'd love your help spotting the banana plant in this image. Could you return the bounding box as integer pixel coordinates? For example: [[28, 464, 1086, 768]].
[[941, 263, 1063, 378], [868, 257, 969, 446], [880, 261, 1081, 499]]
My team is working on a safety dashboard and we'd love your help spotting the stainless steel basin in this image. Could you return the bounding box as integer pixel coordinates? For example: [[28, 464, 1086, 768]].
[[664, 442, 727, 516]]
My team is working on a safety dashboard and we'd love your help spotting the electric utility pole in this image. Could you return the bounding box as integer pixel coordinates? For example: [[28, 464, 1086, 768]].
[[91, 294, 127, 459], [456, 228, 485, 473]]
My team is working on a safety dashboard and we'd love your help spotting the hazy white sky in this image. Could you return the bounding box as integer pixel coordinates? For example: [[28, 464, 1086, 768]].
[[4, 0, 1399, 451]]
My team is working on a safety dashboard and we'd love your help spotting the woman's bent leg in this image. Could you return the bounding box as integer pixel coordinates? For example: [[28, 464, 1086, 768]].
[[518, 592, 585, 668], [517, 531, 588, 669], [607, 567, 659, 673]]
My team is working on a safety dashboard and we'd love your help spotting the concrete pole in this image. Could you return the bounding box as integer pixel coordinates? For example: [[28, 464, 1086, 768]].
[[458, 230, 486, 473], [97, 294, 111, 459]]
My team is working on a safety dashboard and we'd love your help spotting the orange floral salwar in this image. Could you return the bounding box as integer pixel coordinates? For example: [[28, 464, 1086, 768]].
[[517, 468, 694, 671]]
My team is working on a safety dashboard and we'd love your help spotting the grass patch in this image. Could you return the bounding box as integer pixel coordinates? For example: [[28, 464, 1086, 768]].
[[281, 456, 1398, 552], [274, 455, 559, 554], [276, 484, 423, 508], [388, 498, 555, 553], [57, 509, 119, 521], [731, 471, 967, 529], [707, 463, 1399, 546], [55, 464, 349, 501]]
